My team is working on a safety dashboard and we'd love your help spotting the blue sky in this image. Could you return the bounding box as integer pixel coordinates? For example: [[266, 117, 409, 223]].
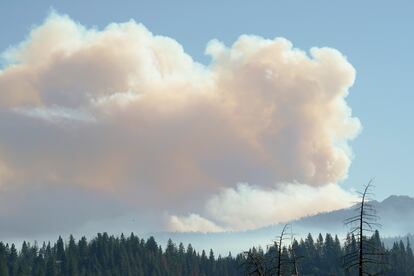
[[0, 0, 413, 203]]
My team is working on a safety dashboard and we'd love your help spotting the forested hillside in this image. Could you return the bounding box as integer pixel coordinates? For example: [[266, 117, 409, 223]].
[[0, 231, 413, 275]]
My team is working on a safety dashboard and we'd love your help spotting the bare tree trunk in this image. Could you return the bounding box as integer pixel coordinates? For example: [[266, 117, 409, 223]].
[[343, 180, 386, 275], [359, 186, 366, 276], [277, 224, 288, 276]]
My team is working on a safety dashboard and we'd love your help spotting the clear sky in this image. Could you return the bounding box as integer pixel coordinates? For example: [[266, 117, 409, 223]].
[[0, 0, 413, 239]]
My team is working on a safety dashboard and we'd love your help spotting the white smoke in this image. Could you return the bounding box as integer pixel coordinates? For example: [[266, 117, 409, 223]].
[[168, 183, 357, 232], [0, 12, 360, 235]]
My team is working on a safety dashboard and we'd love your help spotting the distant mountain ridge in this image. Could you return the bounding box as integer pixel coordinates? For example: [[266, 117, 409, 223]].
[[152, 195, 414, 255]]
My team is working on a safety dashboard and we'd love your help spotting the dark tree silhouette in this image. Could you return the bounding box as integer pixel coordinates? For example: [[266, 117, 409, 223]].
[[243, 224, 302, 276], [343, 180, 387, 275], [243, 249, 266, 276], [289, 230, 301, 276], [275, 224, 289, 276], [0, 231, 413, 275]]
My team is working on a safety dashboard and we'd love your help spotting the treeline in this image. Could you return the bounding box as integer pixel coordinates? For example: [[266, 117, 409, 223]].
[[245, 231, 414, 275], [0, 231, 413, 275], [0, 233, 241, 276]]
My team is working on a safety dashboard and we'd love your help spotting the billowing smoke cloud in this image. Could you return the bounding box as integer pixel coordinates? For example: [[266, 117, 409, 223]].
[[168, 183, 357, 232], [0, 12, 360, 237], [168, 214, 225, 233]]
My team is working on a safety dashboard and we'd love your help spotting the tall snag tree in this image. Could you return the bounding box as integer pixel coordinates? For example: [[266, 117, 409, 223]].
[[272, 224, 292, 276], [343, 180, 387, 275], [243, 224, 301, 276], [243, 248, 266, 276]]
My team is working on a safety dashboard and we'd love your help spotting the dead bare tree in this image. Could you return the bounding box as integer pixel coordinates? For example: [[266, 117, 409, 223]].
[[243, 249, 266, 276], [243, 224, 301, 276], [343, 180, 387, 275], [289, 243, 300, 276], [289, 231, 302, 276], [276, 224, 289, 276], [270, 224, 302, 276]]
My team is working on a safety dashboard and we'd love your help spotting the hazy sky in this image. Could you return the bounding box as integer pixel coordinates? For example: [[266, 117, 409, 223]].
[[0, 1, 413, 238]]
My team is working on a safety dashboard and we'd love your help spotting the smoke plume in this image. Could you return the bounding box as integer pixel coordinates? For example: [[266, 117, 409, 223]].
[[0, 12, 360, 236]]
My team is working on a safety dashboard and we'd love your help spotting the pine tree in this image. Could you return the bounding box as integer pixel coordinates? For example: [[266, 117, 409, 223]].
[[0, 242, 9, 276], [67, 235, 78, 276]]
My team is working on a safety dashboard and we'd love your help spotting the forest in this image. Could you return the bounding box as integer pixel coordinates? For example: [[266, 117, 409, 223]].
[[0, 230, 412, 276]]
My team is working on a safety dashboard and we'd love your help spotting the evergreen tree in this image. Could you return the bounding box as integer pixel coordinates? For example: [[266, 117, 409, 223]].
[[0, 242, 9, 276], [0, 231, 413, 276]]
